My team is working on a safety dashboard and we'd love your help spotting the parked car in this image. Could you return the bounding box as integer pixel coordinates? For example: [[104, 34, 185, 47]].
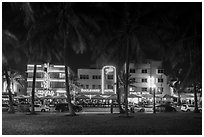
[[155, 104, 177, 112], [30, 104, 50, 112], [2, 104, 9, 112], [144, 105, 153, 112], [131, 105, 145, 113], [55, 103, 83, 112], [181, 104, 202, 112]]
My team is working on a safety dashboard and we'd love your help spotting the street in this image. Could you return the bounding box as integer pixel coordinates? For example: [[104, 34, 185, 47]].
[[2, 111, 202, 135]]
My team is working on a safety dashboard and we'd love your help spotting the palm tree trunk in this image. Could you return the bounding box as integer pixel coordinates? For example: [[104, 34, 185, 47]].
[[116, 72, 124, 113], [65, 66, 76, 116], [4, 67, 15, 113], [177, 90, 181, 106], [30, 64, 36, 114], [63, 27, 76, 116], [193, 83, 199, 113], [124, 37, 130, 117]]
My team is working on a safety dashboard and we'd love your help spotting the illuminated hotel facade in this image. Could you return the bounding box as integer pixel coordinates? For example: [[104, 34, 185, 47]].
[[77, 61, 171, 99], [26, 63, 74, 97], [77, 66, 117, 97], [26, 61, 170, 99], [128, 60, 171, 97]]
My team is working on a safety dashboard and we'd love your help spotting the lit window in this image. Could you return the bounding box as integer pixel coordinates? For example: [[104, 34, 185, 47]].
[[92, 75, 101, 79], [80, 75, 89, 79], [157, 69, 164, 74], [107, 75, 113, 79], [130, 69, 135, 73], [158, 78, 163, 83], [141, 69, 147, 73], [108, 85, 113, 89], [59, 73, 65, 78], [141, 87, 147, 91], [141, 78, 147, 83], [28, 82, 32, 88], [157, 87, 163, 94]]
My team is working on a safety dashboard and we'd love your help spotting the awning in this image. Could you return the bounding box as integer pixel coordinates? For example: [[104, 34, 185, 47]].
[[75, 95, 90, 99], [53, 94, 67, 99], [106, 94, 117, 100], [128, 94, 142, 98], [91, 95, 105, 100], [163, 94, 176, 98], [40, 95, 53, 99]]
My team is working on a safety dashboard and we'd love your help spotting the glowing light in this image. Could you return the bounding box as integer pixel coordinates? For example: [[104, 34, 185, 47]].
[[130, 87, 134, 91], [56, 89, 66, 93], [27, 70, 44, 72], [48, 70, 65, 72], [49, 79, 65, 82], [27, 64, 41, 67], [53, 65, 65, 68], [148, 76, 156, 88]]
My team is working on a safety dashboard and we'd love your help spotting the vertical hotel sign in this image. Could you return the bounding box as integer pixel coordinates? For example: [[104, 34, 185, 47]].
[[101, 66, 117, 94], [43, 63, 50, 89]]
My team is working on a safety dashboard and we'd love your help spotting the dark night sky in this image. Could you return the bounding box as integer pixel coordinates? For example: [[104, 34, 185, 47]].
[[2, 2, 202, 73]]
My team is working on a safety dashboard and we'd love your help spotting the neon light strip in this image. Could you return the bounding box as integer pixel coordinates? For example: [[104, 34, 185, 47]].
[[114, 66, 116, 94], [48, 70, 65, 72], [27, 79, 65, 82], [27, 79, 44, 81], [53, 65, 65, 68], [50, 79, 65, 82], [27, 64, 42, 67], [27, 70, 44, 72], [101, 66, 104, 94]]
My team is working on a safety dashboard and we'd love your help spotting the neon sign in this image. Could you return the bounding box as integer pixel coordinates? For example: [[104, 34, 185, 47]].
[[81, 89, 100, 92], [104, 89, 114, 92], [102, 66, 117, 94], [43, 63, 50, 89], [37, 90, 55, 96], [105, 67, 114, 74]]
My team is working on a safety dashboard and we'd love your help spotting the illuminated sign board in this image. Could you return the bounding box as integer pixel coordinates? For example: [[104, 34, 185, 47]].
[[104, 89, 114, 92], [81, 89, 100, 92], [37, 90, 55, 96]]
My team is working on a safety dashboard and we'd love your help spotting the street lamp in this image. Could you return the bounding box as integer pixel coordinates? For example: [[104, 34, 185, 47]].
[[148, 76, 156, 114]]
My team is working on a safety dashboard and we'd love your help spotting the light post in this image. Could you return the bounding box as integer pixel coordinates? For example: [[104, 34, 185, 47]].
[[148, 76, 156, 114]]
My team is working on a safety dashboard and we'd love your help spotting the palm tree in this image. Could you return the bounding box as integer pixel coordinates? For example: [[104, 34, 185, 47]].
[[22, 3, 100, 115], [2, 30, 21, 113], [91, 3, 166, 116], [159, 3, 202, 108]]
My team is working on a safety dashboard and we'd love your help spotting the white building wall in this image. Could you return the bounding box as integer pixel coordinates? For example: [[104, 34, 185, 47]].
[[129, 60, 171, 96]]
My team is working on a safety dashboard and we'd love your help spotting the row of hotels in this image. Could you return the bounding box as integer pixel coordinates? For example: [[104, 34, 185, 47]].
[[3, 60, 199, 105]]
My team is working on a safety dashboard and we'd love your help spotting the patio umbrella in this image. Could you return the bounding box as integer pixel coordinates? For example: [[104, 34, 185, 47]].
[[163, 94, 175, 98], [75, 95, 90, 99], [54, 94, 67, 99], [92, 95, 104, 100], [128, 94, 142, 98], [2, 95, 8, 98], [14, 95, 26, 99], [141, 94, 153, 98], [41, 95, 53, 99], [181, 94, 194, 98], [106, 94, 117, 100]]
